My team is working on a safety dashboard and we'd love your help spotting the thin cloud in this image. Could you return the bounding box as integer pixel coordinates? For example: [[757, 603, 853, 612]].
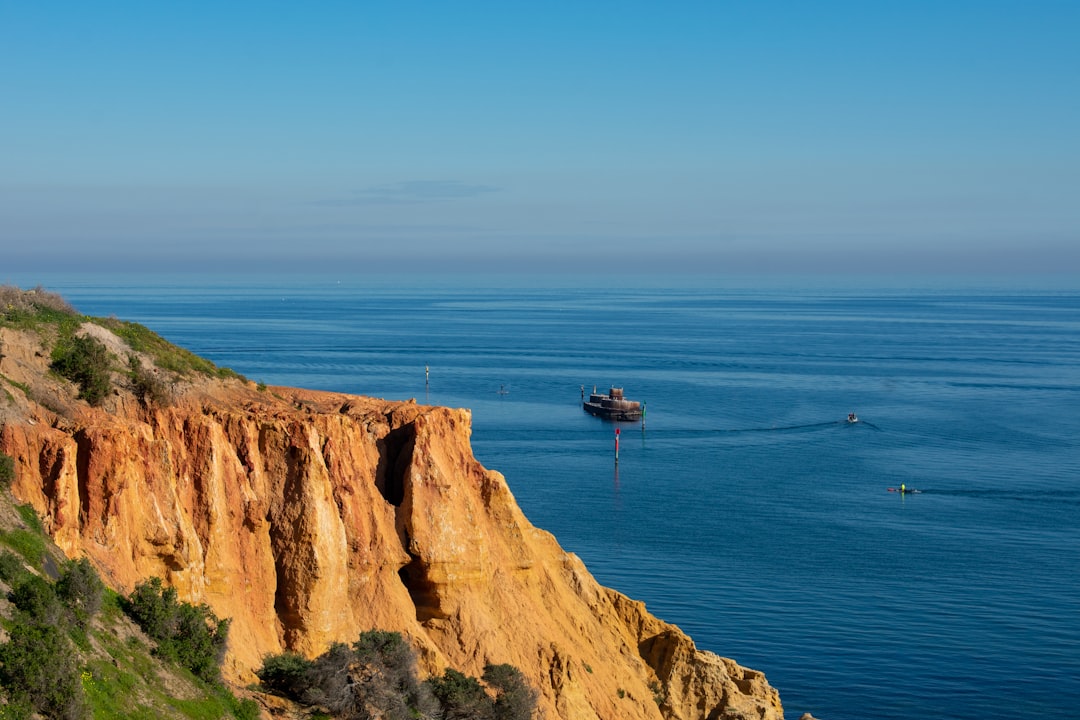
[[315, 180, 501, 207]]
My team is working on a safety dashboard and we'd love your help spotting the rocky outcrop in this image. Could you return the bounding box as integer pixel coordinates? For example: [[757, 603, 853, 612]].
[[0, 324, 782, 720]]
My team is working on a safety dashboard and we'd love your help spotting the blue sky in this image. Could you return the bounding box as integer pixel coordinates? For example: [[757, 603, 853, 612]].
[[2, 2, 1078, 276]]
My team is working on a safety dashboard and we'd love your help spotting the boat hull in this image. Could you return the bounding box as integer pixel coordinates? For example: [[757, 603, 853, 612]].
[[583, 402, 642, 421]]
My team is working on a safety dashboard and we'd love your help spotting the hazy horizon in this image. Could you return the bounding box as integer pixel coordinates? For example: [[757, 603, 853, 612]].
[[3, 3, 1078, 278]]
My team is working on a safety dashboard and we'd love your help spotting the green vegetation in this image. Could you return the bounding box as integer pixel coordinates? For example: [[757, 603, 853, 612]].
[[254, 650, 313, 698], [0, 451, 14, 489], [0, 527, 46, 570], [0, 285, 247, 399], [56, 557, 105, 628], [0, 541, 253, 720], [0, 549, 29, 585], [257, 630, 538, 720], [95, 317, 244, 381], [128, 354, 171, 406], [0, 617, 87, 719], [0, 502, 48, 572], [51, 333, 113, 406], [0, 553, 98, 719], [650, 679, 667, 707], [15, 503, 43, 534], [0, 285, 78, 332], [123, 577, 231, 684]]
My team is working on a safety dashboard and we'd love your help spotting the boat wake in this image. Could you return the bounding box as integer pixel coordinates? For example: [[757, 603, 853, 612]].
[[720, 418, 881, 434], [909, 488, 1080, 505]]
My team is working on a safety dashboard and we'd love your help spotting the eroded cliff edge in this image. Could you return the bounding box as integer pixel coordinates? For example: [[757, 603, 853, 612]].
[[0, 323, 782, 720]]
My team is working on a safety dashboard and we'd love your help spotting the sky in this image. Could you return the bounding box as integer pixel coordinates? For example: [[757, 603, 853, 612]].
[[2, 1, 1079, 277]]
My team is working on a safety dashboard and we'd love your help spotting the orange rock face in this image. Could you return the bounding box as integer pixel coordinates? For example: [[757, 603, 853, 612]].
[[0, 325, 782, 720]]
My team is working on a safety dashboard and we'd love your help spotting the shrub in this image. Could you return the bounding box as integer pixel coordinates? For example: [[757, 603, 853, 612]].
[[9, 574, 62, 626], [56, 557, 105, 627], [0, 549, 27, 585], [256, 651, 314, 699], [348, 630, 436, 719], [256, 632, 535, 720], [229, 696, 261, 720], [0, 619, 86, 719], [483, 663, 538, 720], [160, 603, 231, 683], [51, 334, 112, 406], [0, 452, 14, 489], [128, 355, 171, 406], [124, 576, 177, 639], [123, 577, 230, 683], [428, 668, 493, 720]]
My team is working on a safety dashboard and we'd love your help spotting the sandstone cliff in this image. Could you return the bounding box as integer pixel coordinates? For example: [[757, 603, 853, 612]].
[[0, 322, 782, 720]]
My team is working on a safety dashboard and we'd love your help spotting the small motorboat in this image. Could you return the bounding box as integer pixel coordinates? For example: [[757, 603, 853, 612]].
[[847, 412, 859, 423]]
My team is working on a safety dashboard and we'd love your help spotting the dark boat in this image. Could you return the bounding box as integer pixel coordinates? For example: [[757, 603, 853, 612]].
[[583, 386, 643, 421]]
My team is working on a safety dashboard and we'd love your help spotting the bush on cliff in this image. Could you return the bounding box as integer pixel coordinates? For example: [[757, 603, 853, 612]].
[[255, 651, 314, 698], [0, 555, 94, 719], [426, 664, 536, 720], [123, 576, 231, 684], [9, 573, 63, 626], [128, 354, 172, 406], [428, 668, 492, 720], [257, 631, 537, 720], [0, 619, 87, 720], [0, 548, 28, 585], [260, 631, 439, 720], [56, 557, 105, 628], [51, 333, 113, 406], [483, 663, 539, 720]]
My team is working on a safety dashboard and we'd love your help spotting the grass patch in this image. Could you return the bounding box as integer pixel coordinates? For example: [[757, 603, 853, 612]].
[[91, 624, 157, 688], [0, 529, 46, 569], [0, 285, 80, 333], [15, 504, 43, 534], [168, 685, 257, 720], [2, 377, 30, 396], [94, 318, 245, 382], [82, 659, 157, 720]]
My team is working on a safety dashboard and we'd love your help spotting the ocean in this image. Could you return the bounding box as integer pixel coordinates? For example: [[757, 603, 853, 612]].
[[11, 273, 1080, 720]]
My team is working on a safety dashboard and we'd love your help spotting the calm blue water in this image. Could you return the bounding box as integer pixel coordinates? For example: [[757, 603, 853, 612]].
[[12, 274, 1080, 720]]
